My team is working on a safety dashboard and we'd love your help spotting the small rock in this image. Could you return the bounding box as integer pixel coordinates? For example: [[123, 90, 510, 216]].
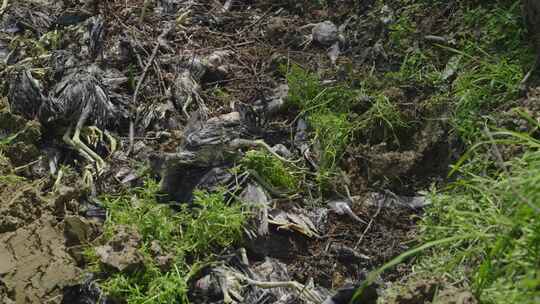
[[95, 226, 144, 273], [64, 216, 91, 246], [150, 240, 163, 255], [54, 185, 84, 209], [312, 21, 339, 46], [156, 254, 174, 272]]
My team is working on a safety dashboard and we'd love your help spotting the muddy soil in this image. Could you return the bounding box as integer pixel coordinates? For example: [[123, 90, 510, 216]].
[[0, 177, 84, 304]]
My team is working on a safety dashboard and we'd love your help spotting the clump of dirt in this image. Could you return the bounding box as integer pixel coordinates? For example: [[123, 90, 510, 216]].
[[345, 118, 460, 195], [0, 215, 82, 304], [95, 225, 144, 273], [0, 178, 44, 233]]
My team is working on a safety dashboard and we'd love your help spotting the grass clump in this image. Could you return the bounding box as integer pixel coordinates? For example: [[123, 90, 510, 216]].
[[447, 1, 532, 142], [381, 0, 532, 143], [308, 112, 351, 182], [356, 94, 410, 142], [286, 64, 354, 114], [414, 129, 540, 303], [285, 65, 412, 189], [88, 179, 246, 303], [241, 150, 300, 191], [285, 65, 358, 189]]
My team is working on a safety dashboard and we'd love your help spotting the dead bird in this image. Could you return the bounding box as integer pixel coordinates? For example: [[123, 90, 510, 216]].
[[8, 66, 116, 161], [42, 64, 118, 173], [158, 110, 295, 203], [522, 0, 540, 85]]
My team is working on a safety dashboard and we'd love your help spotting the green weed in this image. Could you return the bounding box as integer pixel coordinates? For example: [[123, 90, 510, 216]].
[[450, 45, 525, 142], [286, 64, 354, 114], [285, 64, 414, 189], [285, 65, 358, 189], [355, 94, 410, 142], [388, 5, 417, 50], [241, 150, 300, 191], [308, 112, 351, 175], [89, 179, 246, 303], [386, 49, 443, 85]]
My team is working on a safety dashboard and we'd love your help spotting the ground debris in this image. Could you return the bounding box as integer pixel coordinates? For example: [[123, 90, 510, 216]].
[[268, 208, 320, 238], [241, 183, 271, 237], [190, 249, 333, 304]]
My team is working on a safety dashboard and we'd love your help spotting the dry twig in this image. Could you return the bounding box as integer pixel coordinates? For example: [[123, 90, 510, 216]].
[[128, 26, 173, 155]]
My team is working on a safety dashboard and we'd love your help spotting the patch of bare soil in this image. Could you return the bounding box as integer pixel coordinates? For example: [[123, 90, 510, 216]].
[[287, 199, 417, 289], [0, 179, 83, 304]]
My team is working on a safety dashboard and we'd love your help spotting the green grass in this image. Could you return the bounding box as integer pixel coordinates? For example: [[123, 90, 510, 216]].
[[87, 180, 246, 303], [356, 93, 410, 143], [442, 1, 531, 142], [414, 128, 540, 303], [381, 0, 533, 143], [241, 150, 301, 191], [354, 126, 540, 304], [285, 64, 357, 189], [348, 1, 539, 303], [285, 65, 412, 190]]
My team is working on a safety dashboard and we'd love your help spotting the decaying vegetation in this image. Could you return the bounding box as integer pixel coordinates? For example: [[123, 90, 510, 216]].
[[0, 0, 539, 303]]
